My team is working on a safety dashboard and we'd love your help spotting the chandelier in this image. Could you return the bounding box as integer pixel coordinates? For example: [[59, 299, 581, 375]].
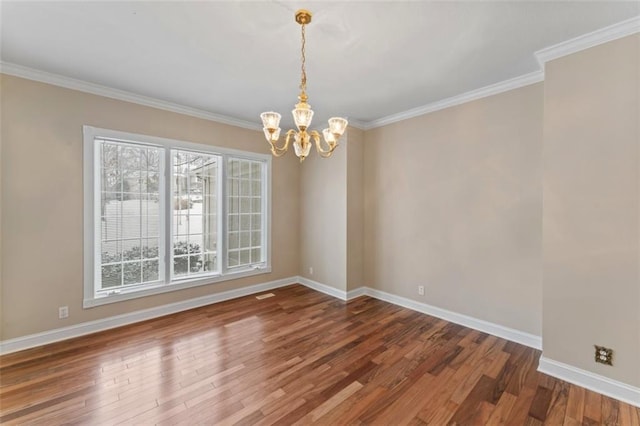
[[260, 9, 348, 162]]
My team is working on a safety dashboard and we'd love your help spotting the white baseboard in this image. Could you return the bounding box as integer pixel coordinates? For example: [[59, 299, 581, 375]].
[[0, 276, 297, 355], [346, 286, 367, 300], [293, 278, 541, 350], [538, 356, 640, 408], [355, 287, 542, 350], [297, 276, 348, 300], [0, 277, 541, 356], [4, 276, 636, 408], [300, 280, 639, 407]]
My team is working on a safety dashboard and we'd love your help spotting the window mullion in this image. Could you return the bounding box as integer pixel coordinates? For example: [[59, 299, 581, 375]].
[[94, 141, 103, 295], [262, 161, 268, 266], [165, 149, 172, 284], [220, 154, 228, 276], [119, 145, 125, 289], [138, 150, 143, 283], [186, 155, 191, 274]]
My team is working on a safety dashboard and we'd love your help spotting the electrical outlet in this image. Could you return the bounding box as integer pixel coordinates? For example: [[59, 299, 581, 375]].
[[418, 286, 425, 296], [594, 345, 613, 365], [309, 267, 313, 275], [58, 306, 69, 319]]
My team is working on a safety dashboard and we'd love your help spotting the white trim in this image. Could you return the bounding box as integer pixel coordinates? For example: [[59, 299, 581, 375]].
[[538, 356, 640, 408], [363, 71, 544, 130], [2, 16, 639, 134], [346, 118, 367, 131], [0, 276, 297, 355], [83, 126, 96, 309], [346, 286, 367, 300], [84, 267, 273, 308], [535, 16, 640, 67], [294, 279, 541, 350], [297, 276, 348, 301], [0, 60, 366, 133], [354, 287, 542, 350], [0, 62, 261, 131], [4, 276, 636, 409], [83, 126, 271, 160], [354, 16, 639, 129], [83, 126, 272, 308]]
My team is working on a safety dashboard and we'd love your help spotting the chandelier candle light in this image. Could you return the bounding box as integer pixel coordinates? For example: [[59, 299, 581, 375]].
[[260, 9, 348, 162]]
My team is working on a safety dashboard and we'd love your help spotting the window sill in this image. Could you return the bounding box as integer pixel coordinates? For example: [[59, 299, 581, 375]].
[[83, 266, 272, 308]]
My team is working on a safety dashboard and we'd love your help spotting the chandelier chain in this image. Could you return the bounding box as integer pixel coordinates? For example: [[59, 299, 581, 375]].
[[300, 23, 307, 93]]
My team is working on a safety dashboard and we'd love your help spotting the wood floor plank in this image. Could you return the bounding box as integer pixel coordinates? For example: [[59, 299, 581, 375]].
[[426, 399, 459, 425], [621, 403, 640, 426], [1, 284, 639, 425], [312, 385, 387, 426], [414, 366, 458, 423], [545, 380, 570, 425], [485, 391, 518, 425], [565, 384, 586, 423], [449, 375, 498, 425], [216, 387, 286, 426], [583, 388, 602, 423], [364, 372, 436, 425], [602, 396, 621, 425], [294, 380, 363, 424], [449, 337, 505, 405], [528, 385, 554, 421]]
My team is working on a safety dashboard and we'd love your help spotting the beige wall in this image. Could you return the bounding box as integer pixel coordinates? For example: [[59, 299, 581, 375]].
[[299, 134, 347, 291], [298, 127, 363, 293], [0, 76, 3, 339], [542, 34, 640, 387], [347, 128, 365, 291], [0, 74, 300, 340], [2, 34, 639, 395], [364, 83, 544, 336]]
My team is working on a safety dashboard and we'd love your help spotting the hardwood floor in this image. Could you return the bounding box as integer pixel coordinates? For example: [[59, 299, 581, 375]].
[[1, 284, 638, 425]]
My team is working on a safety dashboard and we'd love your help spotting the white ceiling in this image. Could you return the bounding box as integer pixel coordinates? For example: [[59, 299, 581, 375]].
[[1, 1, 639, 130]]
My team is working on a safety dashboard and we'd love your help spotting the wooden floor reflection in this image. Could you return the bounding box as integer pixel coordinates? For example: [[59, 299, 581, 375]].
[[1, 284, 639, 425]]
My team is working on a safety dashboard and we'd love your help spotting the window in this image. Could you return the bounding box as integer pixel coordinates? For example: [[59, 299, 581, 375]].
[[84, 126, 270, 307], [171, 150, 219, 278], [99, 142, 163, 290], [227, 158, 264, 268]]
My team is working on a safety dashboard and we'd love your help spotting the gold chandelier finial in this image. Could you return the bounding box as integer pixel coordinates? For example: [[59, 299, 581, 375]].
[[294, 9, 312, 25], [260, 9, 348, 162]]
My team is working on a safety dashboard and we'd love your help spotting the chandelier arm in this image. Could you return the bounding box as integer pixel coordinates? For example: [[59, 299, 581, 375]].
[[309, 130, 320, 152], [270, 129, 296, 156], [311, 130, 337, 156], [317, 149, 333, 158], [272, 129, 295, 152], [269, 142, 286, 157]]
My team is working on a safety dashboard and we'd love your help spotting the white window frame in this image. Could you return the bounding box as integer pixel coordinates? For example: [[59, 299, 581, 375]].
[[83, 126, 271, 308], [169, 148, 223, 281]]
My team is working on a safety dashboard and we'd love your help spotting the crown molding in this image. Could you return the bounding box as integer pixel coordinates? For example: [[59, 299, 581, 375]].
[[364, 15, 639, 130], [346, 119, 367, 131], [535, 15, 640, 67], [2, 15, 638, 133], [0, 61, 263, 131], [363, 71, 544, 130]]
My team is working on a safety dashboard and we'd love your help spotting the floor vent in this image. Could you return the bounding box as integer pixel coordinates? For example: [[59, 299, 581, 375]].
[[256, 293, 275, 300]]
